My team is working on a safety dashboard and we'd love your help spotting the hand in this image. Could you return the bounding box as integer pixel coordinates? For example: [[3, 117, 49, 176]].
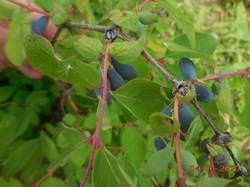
[[0, 0, 57, 79]]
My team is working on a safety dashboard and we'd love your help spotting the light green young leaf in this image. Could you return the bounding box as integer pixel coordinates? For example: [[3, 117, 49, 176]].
[[4, 10, 31, 65], [166, 32, 217, 60], [114, 79, 165, 121], [185, 116, 204, 149], [110, 10, 140, 32], [141, 147, 174, 177], [149, 112, 179, 137], [93, 148, 135, 187], [160, 0, 195, 48], [111, 36, 145, 64], [234, 2, 250, 41], [75, 36, 103, 62], [121, 127, 145, 169], [0, 1, 17, 19], [240, 80, 250, 128], [216, 80, 234, 115], [24, 35, 100, 88]]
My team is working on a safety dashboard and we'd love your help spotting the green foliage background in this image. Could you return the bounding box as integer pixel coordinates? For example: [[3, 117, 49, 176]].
[[0, 0, 250, 187]]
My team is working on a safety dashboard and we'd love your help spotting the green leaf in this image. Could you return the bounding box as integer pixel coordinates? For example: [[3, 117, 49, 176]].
[[40, 177, 68, 187], [141, 147, 174, 177], [35, 0, 54, 12], [0, 1, 17, 19], [48, 140, 84, 171], [185, 116, 204, 149], [234, 2, 250, 41], [63, 113, 76, 126], [40, 131, 59, 162], [216, 80, 234, 115], [4, 10, 31, 65], [0, 86, 15, 103], [240, 80, 250, 128], [93, 148, 135, 187], [24, 35, 100, 88], [114, 79, 165, 121], [75, 36, 103, 62], [110, 10, 140, 32], [196, 177, 232, 187], [3, 139, 40, 176], [121, 127, 145, 168], [111, 36, 145, 64], [0, 177, 23, 187], [160, 0, 195, 48], [166, 32, 217, 60], [149, 112, 178, 137], [180, 149, 198, 175]]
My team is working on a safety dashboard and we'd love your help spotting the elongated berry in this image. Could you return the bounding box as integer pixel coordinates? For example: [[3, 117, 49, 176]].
[[161, 104, 195, 134], [179, 105, 195, 133], [179, 58, 197, 80], [107, 68, 125, 90], [111, 57, 137, 80], [31, 16, 49, 35], [195, 85, 214, 103]]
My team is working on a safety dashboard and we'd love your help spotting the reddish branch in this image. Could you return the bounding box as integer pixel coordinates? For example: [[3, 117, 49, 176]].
[[136, 0, 152, 11], [33, 169, 55, 187], [201, 67, 250, 82], [209, 158, 216, 177], [174, 97, 185, 186], [9, 0, 53, 17], [80, 41, 111, 187]]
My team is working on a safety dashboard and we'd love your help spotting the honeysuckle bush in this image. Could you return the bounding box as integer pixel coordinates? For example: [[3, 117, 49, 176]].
[[0, 0, 250, 187]]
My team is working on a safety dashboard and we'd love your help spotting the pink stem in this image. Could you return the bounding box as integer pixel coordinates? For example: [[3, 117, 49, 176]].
[[9, 0, 53, 17], [80, 41, 111, 187], [201, 67, 250, 82]]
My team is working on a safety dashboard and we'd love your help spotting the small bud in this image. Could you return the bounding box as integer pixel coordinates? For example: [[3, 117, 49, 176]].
[[213, 154, 229, 168], [235, 164, 248, 176], [214, 132, 232, 144]]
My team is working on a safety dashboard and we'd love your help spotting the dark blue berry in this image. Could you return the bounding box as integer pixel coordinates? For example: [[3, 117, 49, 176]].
[[195, 85, 214, 103], [107, 68, 125, 90], [179, 58, 197, 80], [154, 136, 166, 150], [111, 57, 137, 80], [213, 154, 229, 168], [161, 104, 195, 134], [179, 105, 195, 134], [31, 16, 49, 35], [161, 105, 172, 116]]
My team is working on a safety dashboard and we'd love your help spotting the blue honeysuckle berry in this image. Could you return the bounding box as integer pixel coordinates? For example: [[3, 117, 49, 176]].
[[179, 104, 195, 134], [195, 84, 214, 103], [111, 57, 137, 80], [213, 154, 229, 168], [179, 57, 197, 80], [154, 136, 167, 150], [161, 104, 195, 134], [107, 68, 125, 90], [31, 16, 49, 35]]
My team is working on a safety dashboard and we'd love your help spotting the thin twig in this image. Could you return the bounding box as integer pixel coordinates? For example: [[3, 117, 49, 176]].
[[201, 67, 250, 82], [80, 41, 112, 187], [191, 100, 221, 135], [135, 0, 152, 12], [66, 22, 109, 33], [33, 170, 55, 187], [9, 0, 53, 17]]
